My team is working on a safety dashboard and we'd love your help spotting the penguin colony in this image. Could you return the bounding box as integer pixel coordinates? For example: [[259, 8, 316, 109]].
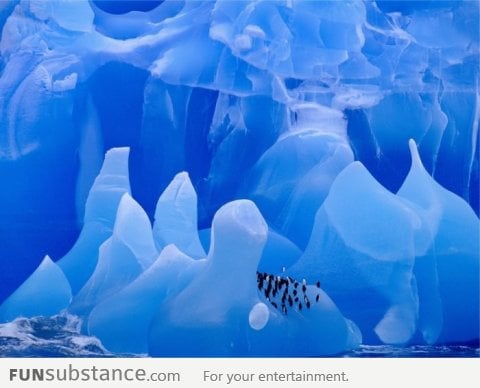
[[256, 271, 322, 315]]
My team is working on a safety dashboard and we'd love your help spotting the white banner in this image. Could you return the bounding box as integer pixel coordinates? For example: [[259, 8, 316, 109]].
[[1, 358, 479, 388]]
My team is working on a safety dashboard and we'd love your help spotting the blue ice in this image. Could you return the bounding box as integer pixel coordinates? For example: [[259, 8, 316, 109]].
[[0, 256, 71, 323], [0, 0, 478, 356]]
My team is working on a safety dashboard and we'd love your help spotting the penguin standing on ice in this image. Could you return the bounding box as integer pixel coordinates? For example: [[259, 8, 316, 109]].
[[256, 271, 322, 315]]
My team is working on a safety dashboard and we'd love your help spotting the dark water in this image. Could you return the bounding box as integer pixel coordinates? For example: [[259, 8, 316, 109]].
[[0, 315, 478, 358], [344, 344, 479, 358], [0, 315, 113, 357]]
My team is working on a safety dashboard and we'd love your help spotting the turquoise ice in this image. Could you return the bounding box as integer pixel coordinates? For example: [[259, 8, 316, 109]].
[[0, 0, 477, 355], [0, 256, 71, 323]]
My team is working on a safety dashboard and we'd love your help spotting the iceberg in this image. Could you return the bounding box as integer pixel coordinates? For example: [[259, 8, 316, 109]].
[[288, 161, 420, 344], [58, 147, 131, 294], [398, 140, 480, 344], [0, 0, 478, 356], [198, 227, 302, 275], [69, 192, 156, 318], [0, 256, 71, 323], [152, 172, 205, 258], [148, 199, 269, 356], [148, 199, 360, 356], [245, 115, 354, 249], [88, 244, 202, 354]]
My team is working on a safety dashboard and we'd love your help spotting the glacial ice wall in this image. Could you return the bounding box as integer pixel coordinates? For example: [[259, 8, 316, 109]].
[[0, 0, 478, 355]]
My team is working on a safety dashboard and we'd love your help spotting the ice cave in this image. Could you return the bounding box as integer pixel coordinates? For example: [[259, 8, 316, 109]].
[[0, 0, 478, 356]]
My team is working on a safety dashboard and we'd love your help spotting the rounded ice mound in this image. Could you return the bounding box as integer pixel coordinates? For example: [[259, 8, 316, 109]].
[[249, 283, 362, 356], [148, 199, 268, 356], [148, 198, 360, 356], [210, 199, 267, 269], [246, 128, 354, 249]]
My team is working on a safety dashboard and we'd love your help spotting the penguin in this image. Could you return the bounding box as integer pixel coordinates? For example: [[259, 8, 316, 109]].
[[258, 277, 264, 290], [265, 284, 272, 299]]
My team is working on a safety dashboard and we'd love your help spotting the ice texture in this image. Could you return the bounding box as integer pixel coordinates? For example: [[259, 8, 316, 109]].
[[69, 192, 156, 318], [0, 256, 71, 323], [0, 0, 478, 355], [58, 147, 131, 294], [245, 121, 354, 249], [88, 244, 202, 354], [148, 199, 360, 356], [153, 172, 205, 258], [398, 140, 480, 344], [148, 199, 269, 356], [288, 161, 420, 344], [29, 0, 94, 33]]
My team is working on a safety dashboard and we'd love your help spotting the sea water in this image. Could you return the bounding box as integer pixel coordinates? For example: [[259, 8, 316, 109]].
[[0, 314, 477, 358]]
